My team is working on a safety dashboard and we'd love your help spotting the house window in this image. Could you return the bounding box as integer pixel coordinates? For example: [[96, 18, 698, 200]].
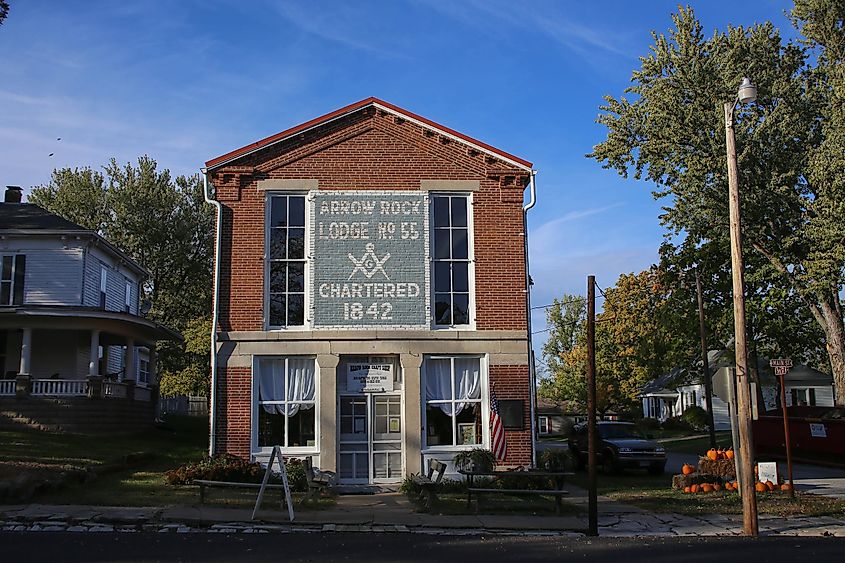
[[538, 415, 550, 435], [138, 358, 150, 385], [267, 195, 306, 328], [255, 357, 316, 449], [100, 267, 108, 309], [432, 195, 471, 326], [423, 356, 482, 447], [790, 388, 816, 407], [1, 255, 26, 306], [124, 280, 132, 313]]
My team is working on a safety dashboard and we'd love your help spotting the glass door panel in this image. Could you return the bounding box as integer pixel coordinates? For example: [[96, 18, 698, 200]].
[[338, 396, 369, 483], [372, 395, 402, 482]]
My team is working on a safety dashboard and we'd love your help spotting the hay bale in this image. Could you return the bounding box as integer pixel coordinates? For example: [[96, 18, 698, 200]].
[[672, 472, 721, 490], [697, 457, 736, 478]]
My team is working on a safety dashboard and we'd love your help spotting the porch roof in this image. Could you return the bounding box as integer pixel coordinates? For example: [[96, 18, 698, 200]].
[[0, 305, 181, 345]]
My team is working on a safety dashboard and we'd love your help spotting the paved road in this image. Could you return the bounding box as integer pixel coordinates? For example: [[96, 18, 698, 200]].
[[1, 532, 844, 562], [666, 452, 845, 498]]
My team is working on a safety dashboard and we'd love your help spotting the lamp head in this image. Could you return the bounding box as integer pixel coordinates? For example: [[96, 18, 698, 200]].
[[737, 77, 757, 104]]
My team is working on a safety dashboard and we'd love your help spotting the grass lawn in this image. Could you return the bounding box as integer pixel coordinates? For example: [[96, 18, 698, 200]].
[[413, 492, 583, 516], [1, 416, 208, 506], [659, 432, 734, 455], [568, 469, 845, 517]]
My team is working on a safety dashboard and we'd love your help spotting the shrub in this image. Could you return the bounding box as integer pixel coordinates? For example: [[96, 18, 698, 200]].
[[637, 417, 661, 431], [165, 454, 307, 492], [538, 449, 573, 472], [681, 406, 709, 431], [661, 416, 692, 431], [452, 448, 497, 472]]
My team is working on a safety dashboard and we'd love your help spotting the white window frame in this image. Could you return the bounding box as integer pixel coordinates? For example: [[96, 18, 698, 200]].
[[421, 354, 488, 452], [538, 415, 550, 435], [789, 387, 816, 407], [264, 193, 309, 330], [430, 193, 475, 330], [0, 254, 26, 306], [99, 267, 108, 309], [124, 280, 132, 314], [251, 356, 320, 457], [138, 357, 150, 386]]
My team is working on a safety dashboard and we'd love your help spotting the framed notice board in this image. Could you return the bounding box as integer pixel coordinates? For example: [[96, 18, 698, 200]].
[[498, 400, 525, 430]]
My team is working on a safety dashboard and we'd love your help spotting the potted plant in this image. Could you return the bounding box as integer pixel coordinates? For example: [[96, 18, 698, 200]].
[[453, 448, 496, 473]]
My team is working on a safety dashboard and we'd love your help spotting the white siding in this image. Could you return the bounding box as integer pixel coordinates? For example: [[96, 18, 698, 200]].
[[814, 386, 835, 406], [13, 248, 82, 305], [83, 255, 103, 307]]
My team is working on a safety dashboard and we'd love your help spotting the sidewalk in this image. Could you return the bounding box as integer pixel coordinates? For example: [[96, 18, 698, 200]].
[[2, 488, 845, 537]]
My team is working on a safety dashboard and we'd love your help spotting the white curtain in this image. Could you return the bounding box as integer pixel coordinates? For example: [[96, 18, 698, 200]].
[[258, 358, 315, 416], [425, 358, 480, 415]]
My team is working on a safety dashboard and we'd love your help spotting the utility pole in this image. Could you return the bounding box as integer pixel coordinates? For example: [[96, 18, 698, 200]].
[[586, 275, 598, 536], [695, 268, 717, 449], [724, 98, 759, 536]]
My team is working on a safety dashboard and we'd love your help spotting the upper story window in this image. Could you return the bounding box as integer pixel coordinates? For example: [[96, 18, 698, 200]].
[[0, 254, 26, 306], [267, 195, 306, 328], [432, 195, 471, 326], [99, 267, 108, 309]]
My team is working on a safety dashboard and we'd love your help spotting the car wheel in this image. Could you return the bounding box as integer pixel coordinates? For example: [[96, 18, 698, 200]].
[[647, 462, 666, 476], [601, 451, 618, 475]]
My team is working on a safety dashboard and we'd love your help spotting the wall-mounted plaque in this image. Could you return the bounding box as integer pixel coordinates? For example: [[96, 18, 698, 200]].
[[347, 363, 394, 393]]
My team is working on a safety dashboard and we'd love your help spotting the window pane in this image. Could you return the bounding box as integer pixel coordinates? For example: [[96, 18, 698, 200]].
[[434, 262, 451, 292], [288, 262, 304, 292], [270, 197, 288, 228], [452, 262, 468, 292], [452, 229, 468, 259], [288, 228, 305, 259], [456, 404, 481, 445], [270, 228, 287, 259], [270, 294, 286, 326], [434, 294, 452, 325], [425, 405, 455, 446], [433, 197, 450, 227], [450, 197, 467, 227], [258, 407, 285, 447], [288, 294, 304, 325], [269, 262, 286, 293], [0, 282, 10, 305], [1, 256, 11, 281], [452, 294, 469, 325], [288, 406, 315, 447], [288, 197, 305, 227], [434, 229, 450, 259]]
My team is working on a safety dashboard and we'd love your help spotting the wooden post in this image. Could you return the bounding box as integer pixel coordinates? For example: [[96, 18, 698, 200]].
[[724, 101, 759, 536], [586, 275, 598, 536], [779, 373, 795, 498], [695, 268, 717, 448]]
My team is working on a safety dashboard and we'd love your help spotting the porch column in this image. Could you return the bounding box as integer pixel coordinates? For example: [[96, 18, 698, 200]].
[[400, 353, 423, 476], [19, 327, 32, 375], [88, 329, 100, 377], [317, 354, 339, 472], [148, 344, 158, 385], [125, 339, 136, 381]]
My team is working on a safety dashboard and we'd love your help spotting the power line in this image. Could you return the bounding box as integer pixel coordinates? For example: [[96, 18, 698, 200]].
[[531, 296, 586, 310]]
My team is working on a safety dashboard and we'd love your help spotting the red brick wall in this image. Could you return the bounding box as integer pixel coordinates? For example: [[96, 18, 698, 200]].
[[211, 108, 529, 333], [490, 364, 532, 466], [215, 366, 251, 457]]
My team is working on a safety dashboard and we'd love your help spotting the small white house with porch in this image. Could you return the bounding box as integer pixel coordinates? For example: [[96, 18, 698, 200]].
[[0, 186, 179, 432], [639, 349, 835, 431]]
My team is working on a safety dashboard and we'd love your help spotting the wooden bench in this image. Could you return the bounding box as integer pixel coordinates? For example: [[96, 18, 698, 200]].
[[463, 470, 574, 514], [303, 456, 335, 504], [195, 479, 287, 504], [410, 459, 447, 510]]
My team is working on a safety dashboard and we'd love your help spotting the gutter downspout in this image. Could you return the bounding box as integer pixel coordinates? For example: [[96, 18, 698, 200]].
[[202, 168, 222, 457], [523, 170, 538, 467]]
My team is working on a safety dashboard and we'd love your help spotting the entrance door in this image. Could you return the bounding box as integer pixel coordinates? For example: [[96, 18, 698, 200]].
[[338, 394, 403, 484]]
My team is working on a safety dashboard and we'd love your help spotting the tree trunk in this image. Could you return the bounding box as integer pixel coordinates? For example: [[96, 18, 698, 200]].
[[819, 299, 845, 406]]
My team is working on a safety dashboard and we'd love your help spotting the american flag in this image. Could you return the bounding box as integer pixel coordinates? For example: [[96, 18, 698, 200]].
[[490, 391, 507, 461]]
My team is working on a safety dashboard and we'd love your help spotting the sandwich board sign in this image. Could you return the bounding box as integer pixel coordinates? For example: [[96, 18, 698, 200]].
[[252, 445, 294, 522]]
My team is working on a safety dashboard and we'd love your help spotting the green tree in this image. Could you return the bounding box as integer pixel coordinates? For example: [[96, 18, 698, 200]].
[[590, 5, 845, 404], [0, 1, 9, 27], [29, 157, 214, 396]]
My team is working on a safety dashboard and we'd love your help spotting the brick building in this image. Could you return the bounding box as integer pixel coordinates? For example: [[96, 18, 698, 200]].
[[204, 98, 537, 484]]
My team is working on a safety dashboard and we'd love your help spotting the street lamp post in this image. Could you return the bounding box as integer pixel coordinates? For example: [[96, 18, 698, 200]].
[[723, 77, 760, 537]]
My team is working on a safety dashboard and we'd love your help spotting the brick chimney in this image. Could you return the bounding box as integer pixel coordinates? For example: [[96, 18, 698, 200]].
[[4, 186, 22, 203]]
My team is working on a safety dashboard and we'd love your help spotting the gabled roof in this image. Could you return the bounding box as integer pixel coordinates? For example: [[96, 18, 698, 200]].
[[205, 97, 533, 172], [0, 203, 92, 232]]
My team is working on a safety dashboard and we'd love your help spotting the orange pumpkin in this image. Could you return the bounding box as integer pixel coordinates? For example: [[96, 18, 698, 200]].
[[682, 464, 695, 475], [765, 480, 776, 491], [781, 483, 793, 492], [706, 449, 718, 461], [701, 484, 714, 493], [690, 484, 700, 493], [713, 483, 722, 491], [724, 482, 733, 491], [755, 482, 768, 493], [683, 486, 691, 493], [725, 449, 735, 460]]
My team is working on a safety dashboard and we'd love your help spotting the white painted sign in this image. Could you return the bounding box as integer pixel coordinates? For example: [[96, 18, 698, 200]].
[[347, 363, 394, 393], [810, 423, 827, 438], [757, 461, 778, 485]]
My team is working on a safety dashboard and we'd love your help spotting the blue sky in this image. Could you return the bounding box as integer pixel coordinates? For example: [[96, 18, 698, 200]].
[[0, 0, 797, 340]]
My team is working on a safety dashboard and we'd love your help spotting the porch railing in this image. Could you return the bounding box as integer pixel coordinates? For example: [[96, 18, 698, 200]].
[[31, 379, 89, 396], [0, 380, 15, 396], [103, 381, 128, 399]]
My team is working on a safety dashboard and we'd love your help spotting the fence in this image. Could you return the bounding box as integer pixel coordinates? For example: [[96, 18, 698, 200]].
[[31, 379, 88, 396], [160, 395, 208, 417]]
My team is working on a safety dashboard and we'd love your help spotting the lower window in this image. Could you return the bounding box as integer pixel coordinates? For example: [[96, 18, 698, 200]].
[[256, 357, 317, 448], [424, 356, 482, 447]]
